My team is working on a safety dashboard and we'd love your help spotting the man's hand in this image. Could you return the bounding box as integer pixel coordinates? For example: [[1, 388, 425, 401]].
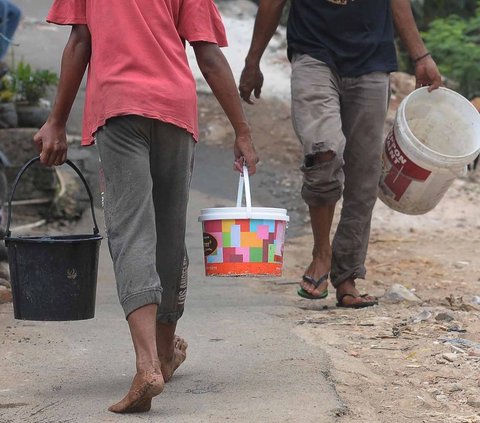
[[33, 120, 68, 166], [391, 0, 442, 93], [233, 131, 259, 176], [238, 0, 286, 104], [239, 64, 264, 104], [415, 55, 442, 92]]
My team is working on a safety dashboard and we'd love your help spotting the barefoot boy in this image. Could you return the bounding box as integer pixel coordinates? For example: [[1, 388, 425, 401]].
[[34, 0, 258, 413]]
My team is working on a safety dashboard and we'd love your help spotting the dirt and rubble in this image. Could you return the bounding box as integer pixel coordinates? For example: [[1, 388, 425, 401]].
[[196, 70, 480, 422]]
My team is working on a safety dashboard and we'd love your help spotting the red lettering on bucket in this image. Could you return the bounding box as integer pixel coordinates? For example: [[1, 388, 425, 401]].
[[383, 130, 431, 201]]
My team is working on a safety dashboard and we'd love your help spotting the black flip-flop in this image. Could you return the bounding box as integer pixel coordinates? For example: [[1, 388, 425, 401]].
[[297, 274, 329, 300], [336, 293, 378, 309]]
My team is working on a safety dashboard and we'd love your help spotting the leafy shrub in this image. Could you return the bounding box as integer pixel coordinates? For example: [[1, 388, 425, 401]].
[[422, 10, 480, 98], [12, 61, 58, 105], [0, 75, 15, 103], [411, 0, 478, 31]]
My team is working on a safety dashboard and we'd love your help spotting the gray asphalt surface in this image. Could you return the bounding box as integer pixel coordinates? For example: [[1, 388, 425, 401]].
[[0, 2, 342, 422]]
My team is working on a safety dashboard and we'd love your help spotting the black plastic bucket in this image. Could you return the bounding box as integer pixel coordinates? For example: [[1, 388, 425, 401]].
[[4, 157, 102, 321]]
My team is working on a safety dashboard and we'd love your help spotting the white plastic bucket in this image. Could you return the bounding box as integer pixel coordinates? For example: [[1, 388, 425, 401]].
[[198, 166, 289, 277], [379, 87, 480, 215]]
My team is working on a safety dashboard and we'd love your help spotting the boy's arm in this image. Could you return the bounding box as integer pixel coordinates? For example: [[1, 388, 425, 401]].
[[34, 24, 91, 166], [391, 0, 441, 91], [193, 42, 258, 175], [239, 0, 287, 104]]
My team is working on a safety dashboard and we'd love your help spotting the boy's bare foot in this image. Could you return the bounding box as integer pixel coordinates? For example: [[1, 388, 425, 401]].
[[161, 336, 188, 382], [108, 367, 164, 413]]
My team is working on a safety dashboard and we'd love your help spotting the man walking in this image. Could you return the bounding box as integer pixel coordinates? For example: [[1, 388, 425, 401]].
[[240, 0, 441, 307]]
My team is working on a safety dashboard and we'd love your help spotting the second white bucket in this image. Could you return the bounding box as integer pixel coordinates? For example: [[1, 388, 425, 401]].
[[379, 87, 480, 215]]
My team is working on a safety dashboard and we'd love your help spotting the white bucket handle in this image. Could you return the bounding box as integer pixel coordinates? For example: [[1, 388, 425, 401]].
[[236, 165, 252, 213]]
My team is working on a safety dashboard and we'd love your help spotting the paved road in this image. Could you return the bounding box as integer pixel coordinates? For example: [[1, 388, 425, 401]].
[[0, 2, 342, 422]]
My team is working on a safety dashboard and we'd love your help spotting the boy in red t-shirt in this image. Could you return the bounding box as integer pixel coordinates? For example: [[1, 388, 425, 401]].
[[34, 0, 258, 414]]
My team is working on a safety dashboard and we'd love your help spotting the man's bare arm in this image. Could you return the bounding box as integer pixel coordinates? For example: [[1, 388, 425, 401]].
[[193, 42, 258, 175], [391, 0, 441, 90], [239, 0, 288, 104]]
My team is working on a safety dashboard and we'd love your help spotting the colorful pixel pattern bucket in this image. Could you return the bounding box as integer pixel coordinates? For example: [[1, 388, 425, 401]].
[[202, 217, 287, 276], [199, 166, 289, 277]]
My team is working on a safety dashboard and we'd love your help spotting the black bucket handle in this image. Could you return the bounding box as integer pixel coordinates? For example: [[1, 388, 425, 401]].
[[5, 156, 100, 237]]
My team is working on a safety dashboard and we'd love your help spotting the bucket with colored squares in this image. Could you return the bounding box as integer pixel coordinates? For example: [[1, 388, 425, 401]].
[[198, 167, 289, 277]]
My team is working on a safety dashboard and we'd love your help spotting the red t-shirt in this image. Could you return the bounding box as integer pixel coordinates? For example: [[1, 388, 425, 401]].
[[47, 0, 228, 145]]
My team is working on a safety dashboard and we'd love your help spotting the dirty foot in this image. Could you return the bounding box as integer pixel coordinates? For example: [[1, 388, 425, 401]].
[[299, 256, 330, 299], [336, 278, 378, 308], [161, 336, 188, 382], [108, 367, 164, 414]]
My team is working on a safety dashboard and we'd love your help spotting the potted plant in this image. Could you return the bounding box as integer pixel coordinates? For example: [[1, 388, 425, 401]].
[[12, 61, 58, 128], [0, 74, 18, 129]]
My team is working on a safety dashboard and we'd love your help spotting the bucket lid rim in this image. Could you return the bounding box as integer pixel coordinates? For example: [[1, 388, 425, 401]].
[[400, 87, 480, 162], [198, 207, 289, 222], [199, 216, 290, 222], [199, 206, 289, 213]]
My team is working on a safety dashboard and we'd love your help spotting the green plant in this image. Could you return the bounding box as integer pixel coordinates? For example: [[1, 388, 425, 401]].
[[395, 1, 480, 98], [0, 75, 16, 103], [422, 9, 480, 98], [12, 61, 58, 105], [411, 0, 477, 31]]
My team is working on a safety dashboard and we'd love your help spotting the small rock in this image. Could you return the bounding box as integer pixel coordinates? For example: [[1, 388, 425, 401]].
[[467, 399, 480, 409], [0, 278, 10, 289], [447, 323, 466, 333], [411, 310, 432, 323], [390, 72, 416, 99], [471, 296, 480, 305], [442, 338, 480, 349], [442, 353, 457, 362], [0, 288, 12, 304], [383, 284, 421, 303], [0, 261, 9, 281], [454, 260, 470, 269], [435, 394, 448, 402], [435, 311, 455, 322], [469, 349, 480, 357], [446, 384, 462, 393]]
